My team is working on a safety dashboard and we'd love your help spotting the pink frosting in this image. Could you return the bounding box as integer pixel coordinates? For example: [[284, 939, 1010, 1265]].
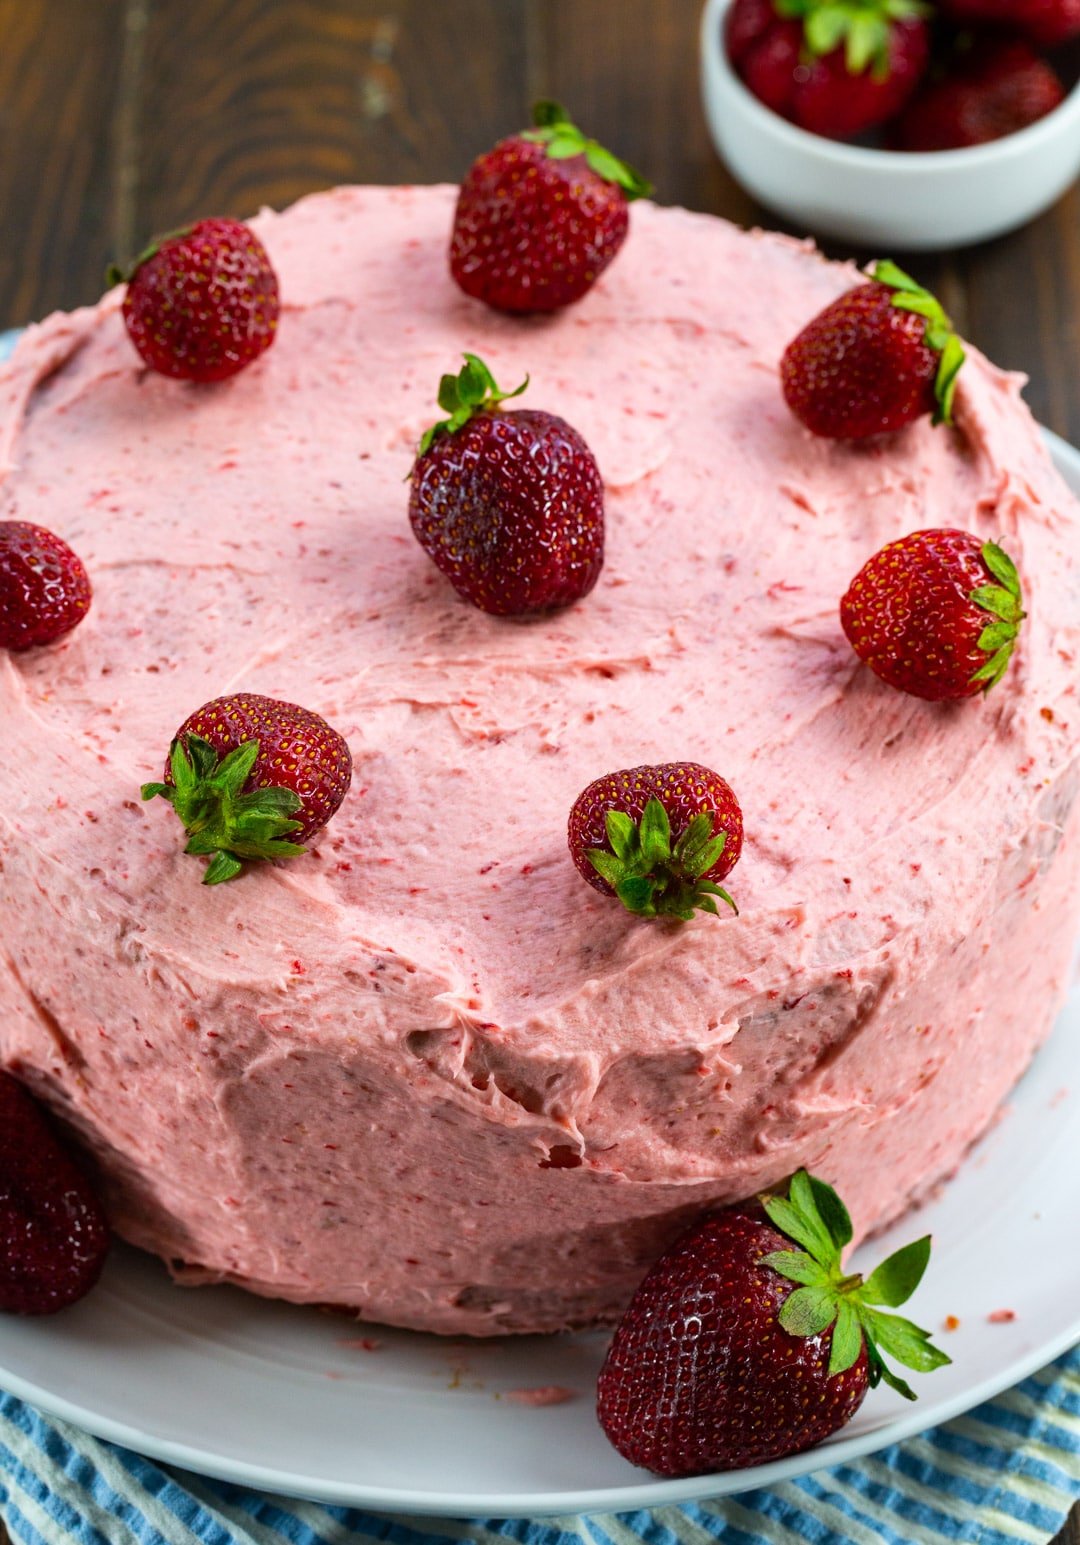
[[0, 186, 1078, 1335]]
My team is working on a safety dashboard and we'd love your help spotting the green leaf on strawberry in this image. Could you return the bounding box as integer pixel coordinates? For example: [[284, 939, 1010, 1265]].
[[416, 354, 529, 459], [775, 0, 928, 76], [522, 101, 652, 200], [760, 1170, 949, 1399], [141, 734, 307, 886], [969, 540, 1025, 690], [587, 798, 737, 922], [105, 226, 194, 288], [871, 260, 966, 426]]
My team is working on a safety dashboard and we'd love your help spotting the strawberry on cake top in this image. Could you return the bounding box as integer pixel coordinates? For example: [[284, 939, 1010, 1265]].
[[0, 184, 1078, 1334]]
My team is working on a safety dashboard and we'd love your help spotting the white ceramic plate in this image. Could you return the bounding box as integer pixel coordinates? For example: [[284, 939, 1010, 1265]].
[[0, 428, 1077, 1519]]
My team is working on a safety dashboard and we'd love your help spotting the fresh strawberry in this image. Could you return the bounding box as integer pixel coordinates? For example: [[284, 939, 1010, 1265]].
[[841, 528, 1025, 700], [597, 1169, 949, 1476], [409, 354, 604, 615], [781, 260, 966, 439], [568, 762, 743, 921], [726, 0, 931, 140], [0, 1072, 110, 1315], [141, 692, 353, 884], [111, 218, 280, 382], [938, 0, 1080, 44], [0, 521, 92, 651], [890, 40, 1067, 150], [450, 101, 651, 314]]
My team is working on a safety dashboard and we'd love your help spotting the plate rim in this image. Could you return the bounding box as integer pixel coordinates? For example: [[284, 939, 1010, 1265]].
[[0, 424, 1078, 1518]]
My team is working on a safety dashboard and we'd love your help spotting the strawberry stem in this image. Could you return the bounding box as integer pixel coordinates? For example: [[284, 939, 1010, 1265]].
[[587, 798, 737, 922], [415, 354, 529, 459], [969, 541, 1025, 692], [141, 734, 307, 885], [105, 225, 195, 288], [521, 101, 652, 200], [871, 261, 966, 426], [775, 0, 928, 75], [761, 1170, 950, 1396]]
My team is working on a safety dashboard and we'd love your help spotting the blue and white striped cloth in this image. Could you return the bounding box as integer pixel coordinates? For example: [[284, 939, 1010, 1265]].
[[1, 321, 1077, 1541], [0, 1348, 1077, 1543]]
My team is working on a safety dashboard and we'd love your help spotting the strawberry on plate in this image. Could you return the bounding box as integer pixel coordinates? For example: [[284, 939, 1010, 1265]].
[[450, 101, 651, 314], [0, 521, 92, 651], [0, 1072, 110, 1315], [597, 1169, 949, 1476], [938, 0, 1080, 44], [141, 692, 353, 884], [890, 40, 1067, 150], [726, 0, 931, 140], [409, 354, 605, 616], [842, 528, 1025, 700], [568, 762, 743, 921], [111, 218, 280, 382], [781, 260, 966, 439]]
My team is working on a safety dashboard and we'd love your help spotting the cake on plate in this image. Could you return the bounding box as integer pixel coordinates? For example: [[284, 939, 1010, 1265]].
[[0, 184, 1077, 1335]]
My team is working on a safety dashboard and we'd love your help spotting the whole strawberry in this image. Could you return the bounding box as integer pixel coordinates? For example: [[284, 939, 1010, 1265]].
[[409, 354, 604, 615], [842, 529, 1025, 700], [726, 0, 930, 140], [112, 218, 279, 382], [781, 261, 966, 440], [891, 41, 1066, 151], [568, 762, 743, 921], [450, 101, 651, 314], [938, 0, 1080, 45], [0, 521, 92, 651], [0, 1072, 110, 1315], [597, 1169, 948, 1476], [141, 692, 353, 884]]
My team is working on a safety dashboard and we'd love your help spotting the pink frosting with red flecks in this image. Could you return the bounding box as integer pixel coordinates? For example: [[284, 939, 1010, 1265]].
[[0, 186, 1078, 1334]]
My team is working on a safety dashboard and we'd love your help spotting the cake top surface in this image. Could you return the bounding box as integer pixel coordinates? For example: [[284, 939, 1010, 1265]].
[[1, 184, 1077, 1067]]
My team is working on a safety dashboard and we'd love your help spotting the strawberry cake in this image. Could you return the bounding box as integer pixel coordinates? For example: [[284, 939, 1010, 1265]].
[[0, 184, 1078, 1335]]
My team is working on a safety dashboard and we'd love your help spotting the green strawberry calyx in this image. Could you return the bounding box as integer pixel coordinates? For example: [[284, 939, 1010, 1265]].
[[759, 1169, 950, 1400], [105, 226, 194, 288], [521, 101, 652, 200], [416, 354, 529, 459], [872, 260, 966, 427], [588, 797, 737, 922], [775, 0, 928, 80], [969, 540, 1025, 692], [141, 735, 306, 886]]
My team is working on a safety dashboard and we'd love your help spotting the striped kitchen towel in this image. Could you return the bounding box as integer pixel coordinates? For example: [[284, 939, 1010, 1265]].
[[0, 1346, 1077, 1545]]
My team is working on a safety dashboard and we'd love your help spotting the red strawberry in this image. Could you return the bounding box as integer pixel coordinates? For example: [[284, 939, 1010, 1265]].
[[141, 693, 353, 884], [890, 41, 1067, 150], [450, 101, 650, 314], [597, 1169, 948, 1476], [0, 521, 92, 651], [938, 0, 1080, 44], [112, 218, 279, 382], [781, 261, 966, 440], [409, 354, 604, 616], [726, 0, 930, 140], [0, 1072, 110, 1315], [568, 762, 743, 921], [842, 528, 1025, 700]]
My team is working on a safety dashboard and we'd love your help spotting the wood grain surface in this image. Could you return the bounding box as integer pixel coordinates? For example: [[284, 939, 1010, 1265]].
[[0, 0, 1078, 437]]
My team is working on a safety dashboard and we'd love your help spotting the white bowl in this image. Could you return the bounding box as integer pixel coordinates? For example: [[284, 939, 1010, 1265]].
[[700, 0, 1080, 248]]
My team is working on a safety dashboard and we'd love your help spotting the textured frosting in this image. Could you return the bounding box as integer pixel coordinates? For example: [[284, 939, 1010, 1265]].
[[0, 186, 1078, 1335]]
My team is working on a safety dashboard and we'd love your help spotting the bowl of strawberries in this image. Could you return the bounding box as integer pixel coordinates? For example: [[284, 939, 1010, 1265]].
[[700, 0, 1080, 246]]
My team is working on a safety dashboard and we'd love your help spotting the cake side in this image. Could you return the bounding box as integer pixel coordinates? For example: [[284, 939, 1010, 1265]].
[[0, 185, 1078, 1333]]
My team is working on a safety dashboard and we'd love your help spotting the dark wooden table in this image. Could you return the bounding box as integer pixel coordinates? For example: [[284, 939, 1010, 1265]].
[[0, 0, 1078, 439]]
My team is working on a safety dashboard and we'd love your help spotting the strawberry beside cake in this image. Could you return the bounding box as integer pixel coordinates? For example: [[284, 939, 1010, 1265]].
[[0, 183, 1078, 1335]]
